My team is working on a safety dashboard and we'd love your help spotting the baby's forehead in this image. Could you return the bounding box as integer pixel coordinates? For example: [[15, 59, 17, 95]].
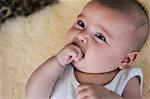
[[81, 2, 135, 35], [83, 0, 140, 22]]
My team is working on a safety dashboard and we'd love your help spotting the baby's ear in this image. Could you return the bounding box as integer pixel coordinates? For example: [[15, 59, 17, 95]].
[[119, 51, 139, 69]]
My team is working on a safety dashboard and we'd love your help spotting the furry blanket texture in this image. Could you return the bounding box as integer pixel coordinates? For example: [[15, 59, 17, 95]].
[[0, 0, 149, 99], [0, 0, 58, 23]]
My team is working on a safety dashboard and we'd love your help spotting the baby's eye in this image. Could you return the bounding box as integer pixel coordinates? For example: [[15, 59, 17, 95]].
[[77, 20, 85, 28], [94, 32, 107, 42]]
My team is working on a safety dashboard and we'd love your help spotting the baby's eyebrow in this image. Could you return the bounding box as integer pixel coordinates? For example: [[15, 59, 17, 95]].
[[77, 14, 84, 18], [99, 25, 113, 40]]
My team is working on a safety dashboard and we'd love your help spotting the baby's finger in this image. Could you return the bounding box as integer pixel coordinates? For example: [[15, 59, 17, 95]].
[[66, 47, 79, 63], [77, 84, 91, 92], [77, 88, 89, 99], [70, 44, 84, 62], [77, 95, 88, 99]]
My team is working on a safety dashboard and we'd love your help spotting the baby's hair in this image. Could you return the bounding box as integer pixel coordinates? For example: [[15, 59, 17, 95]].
[[94, 0, 149, 52]]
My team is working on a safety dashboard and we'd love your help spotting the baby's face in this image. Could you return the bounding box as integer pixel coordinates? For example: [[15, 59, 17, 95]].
[[66, 0, 134, 73]]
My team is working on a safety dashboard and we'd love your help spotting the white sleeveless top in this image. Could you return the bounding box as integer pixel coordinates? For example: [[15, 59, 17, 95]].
[[51, 64, 143, 99]]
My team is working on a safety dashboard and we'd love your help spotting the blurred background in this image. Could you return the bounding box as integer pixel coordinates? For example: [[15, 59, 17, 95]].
[[0, 0, 150, 99]]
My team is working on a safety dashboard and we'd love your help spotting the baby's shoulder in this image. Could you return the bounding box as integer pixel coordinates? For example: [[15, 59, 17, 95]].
[[117, 67, 143, 80], [105, 67, 143, 96], [114, 67, 143, 87]]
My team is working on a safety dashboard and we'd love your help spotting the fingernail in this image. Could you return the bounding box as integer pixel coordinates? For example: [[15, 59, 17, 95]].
[[75, 58, 78, 62]]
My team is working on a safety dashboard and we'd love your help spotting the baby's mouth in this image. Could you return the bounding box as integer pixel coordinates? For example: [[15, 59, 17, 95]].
[[72, 41, 85, 58]]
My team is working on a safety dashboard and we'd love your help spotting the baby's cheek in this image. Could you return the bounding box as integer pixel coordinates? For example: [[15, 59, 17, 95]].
[[66, 33, 72, 43], [66, 30, 75, 39]]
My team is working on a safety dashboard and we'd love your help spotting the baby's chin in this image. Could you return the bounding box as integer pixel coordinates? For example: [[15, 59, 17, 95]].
[[71, 61, 91, 73], [72, 61, 83, 70], [71, 62, 104, 74], [71, 58, 97, 73], [72, 60, 80, 68]]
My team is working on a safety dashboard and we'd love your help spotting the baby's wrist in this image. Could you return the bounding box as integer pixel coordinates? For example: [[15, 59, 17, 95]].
[[54, 55, 65, 67]]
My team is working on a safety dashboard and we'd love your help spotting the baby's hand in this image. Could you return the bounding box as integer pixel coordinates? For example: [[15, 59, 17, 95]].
[[56, 43, 84, 66], [77, 84, 113, 99]]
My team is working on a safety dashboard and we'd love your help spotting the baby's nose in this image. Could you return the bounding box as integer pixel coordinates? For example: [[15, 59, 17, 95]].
[[77, 32, 89, 45], [80, 37, 87, 44]]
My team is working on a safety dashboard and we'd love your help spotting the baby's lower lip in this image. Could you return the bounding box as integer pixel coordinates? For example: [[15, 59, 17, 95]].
[[81, 50, 85, 58], [72, 42, 85, 57], [76, 46, 85, 58]]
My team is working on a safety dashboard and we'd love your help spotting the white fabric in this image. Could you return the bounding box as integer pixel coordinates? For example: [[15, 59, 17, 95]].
[[50, 64, 143, 99]]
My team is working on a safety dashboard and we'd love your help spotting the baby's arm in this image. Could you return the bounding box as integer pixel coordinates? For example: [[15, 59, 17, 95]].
[[25, 43, 83, 99], [25, 56, 63, 99]]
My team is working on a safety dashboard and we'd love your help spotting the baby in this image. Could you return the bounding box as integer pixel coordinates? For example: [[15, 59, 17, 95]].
[[25, 0, 149, 99]]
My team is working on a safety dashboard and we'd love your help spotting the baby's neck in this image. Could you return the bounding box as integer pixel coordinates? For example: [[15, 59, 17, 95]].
[[74, 68, 120, 85]]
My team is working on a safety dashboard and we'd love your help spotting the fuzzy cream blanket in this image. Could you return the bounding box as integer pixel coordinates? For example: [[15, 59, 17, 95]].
[[0, 0, 149, 99]]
